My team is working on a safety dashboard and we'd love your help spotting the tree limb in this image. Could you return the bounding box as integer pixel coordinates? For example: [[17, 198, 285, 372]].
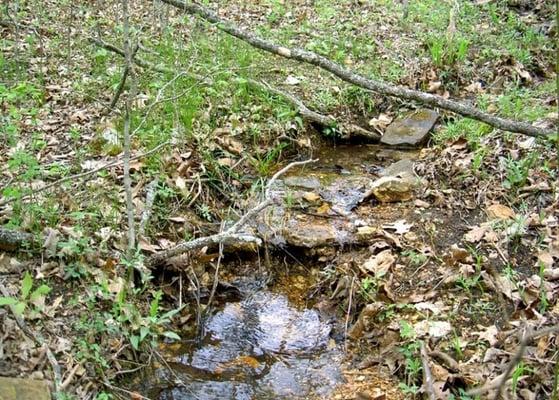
[[90, 37, 378, 140], [160, 0, 556, 139]]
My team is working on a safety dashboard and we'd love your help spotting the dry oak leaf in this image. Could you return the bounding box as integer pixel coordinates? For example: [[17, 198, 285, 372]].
[[486, 204, 516, 220], [360, 249, 395, 276]]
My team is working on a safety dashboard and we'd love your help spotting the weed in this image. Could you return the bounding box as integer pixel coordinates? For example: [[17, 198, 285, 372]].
[[0, 271, 51, 317], [427, 35, 469, 69], [401, 249, 428, 267], [502, 153, 536, 190], [359, 276, 379, 302]]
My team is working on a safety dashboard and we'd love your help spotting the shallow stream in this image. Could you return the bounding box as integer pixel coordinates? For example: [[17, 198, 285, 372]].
[[144, 143, 419, 399]]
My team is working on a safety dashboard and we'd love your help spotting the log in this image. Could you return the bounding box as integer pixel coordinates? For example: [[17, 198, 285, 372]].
[[160, 0, 556, 139], [0, 228, 35, 251]]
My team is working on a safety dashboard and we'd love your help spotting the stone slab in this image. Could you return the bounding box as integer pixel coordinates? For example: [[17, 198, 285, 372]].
[[0, 377, 51, 400], [381, 109, 438, 147]]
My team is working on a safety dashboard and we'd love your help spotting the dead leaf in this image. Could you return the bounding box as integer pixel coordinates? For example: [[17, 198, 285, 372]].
[[474, 325, 499, 346], [486, 204, 516, 220], [360, 249, 395, 276], [464, 224, 490, 243], [382, 219, 413, 235], [303, 192, 320, 202]]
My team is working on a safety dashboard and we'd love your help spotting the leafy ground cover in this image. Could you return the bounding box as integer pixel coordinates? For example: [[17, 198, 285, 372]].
[[0, 0, 557, 399]]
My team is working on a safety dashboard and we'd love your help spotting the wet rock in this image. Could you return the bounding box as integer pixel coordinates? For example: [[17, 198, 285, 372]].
[[365, 176, 414, 203], [283, 217, 339, 248], [0, 377, 51, 400], [381, 159, 416, 183], [381, 109, 438, 147]]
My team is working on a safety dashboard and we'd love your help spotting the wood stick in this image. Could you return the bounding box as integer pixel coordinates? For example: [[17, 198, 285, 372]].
[[146, 159, 316, 267]]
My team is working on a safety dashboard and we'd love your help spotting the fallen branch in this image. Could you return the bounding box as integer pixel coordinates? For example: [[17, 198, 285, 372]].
[[0, 228, 35, 251], [466, 324, 559, 398], [0, 141, 170, 207], [0, 281, 62, 393], [256, 80, 380, 141], [91, 37, 376, 140], [420, 341, 436, 400], [146, 159, 316, 267], [161, 0, 555, 139]]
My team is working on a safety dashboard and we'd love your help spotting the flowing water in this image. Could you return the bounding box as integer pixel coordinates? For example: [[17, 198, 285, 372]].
[[144, 144, 419, 399], [147, 291, 343, 399]]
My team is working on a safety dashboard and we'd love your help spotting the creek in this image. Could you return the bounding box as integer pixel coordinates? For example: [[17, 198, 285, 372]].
[[142, 142, 422, 399]]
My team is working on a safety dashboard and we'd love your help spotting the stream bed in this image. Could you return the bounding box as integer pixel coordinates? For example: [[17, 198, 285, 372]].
[[143, 142, 424, 399], [146, 291, 343, 399]]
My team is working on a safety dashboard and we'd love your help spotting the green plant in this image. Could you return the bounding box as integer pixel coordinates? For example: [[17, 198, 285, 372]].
[[0, 271, 51, 317], [511, 361, 533, 393], [401, 249, 428, 267], [113, 290, 182, 351], [503, 153, 536, 189], [398, 321, 422, 395], [359, 276, 379, 302], [427, 35, 469, 68], [451, 330, 464, 360]]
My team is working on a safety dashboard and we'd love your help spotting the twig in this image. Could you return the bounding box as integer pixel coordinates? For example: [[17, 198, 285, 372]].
[[146, 158, 316, 267], [102, 381, 152, 400], [107, 44, 140, 112], [0, 281, 62, 393], [91, 37, 370, 140], [60, 362, 81, 391], [429, 350, 460, 372], [0, 141, 170, 207], [161, 0, 556, 138], [121, 0, 136, 255], [420, 341, 436, 400], [466, 324, 559, 398], [344, 275, 356, 351]]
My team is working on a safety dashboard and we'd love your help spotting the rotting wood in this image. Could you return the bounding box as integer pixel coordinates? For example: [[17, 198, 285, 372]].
[[160, 0, 556, 139], [90, 37, 378, 140]]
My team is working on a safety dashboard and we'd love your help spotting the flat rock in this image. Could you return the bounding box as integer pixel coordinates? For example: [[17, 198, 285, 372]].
[[381, 159, 416, 183], [365, 176, 414, 203], [0, 377, 50, 400], [381, 109, 438, 147]]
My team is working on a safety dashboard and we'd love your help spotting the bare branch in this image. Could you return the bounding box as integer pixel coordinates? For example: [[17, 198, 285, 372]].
[[160, 0, 556, 139], [146, 158, 316, 267]]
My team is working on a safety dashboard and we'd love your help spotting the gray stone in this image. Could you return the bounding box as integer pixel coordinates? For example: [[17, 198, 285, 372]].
[[381, 109, 438, 147], [365, 176, 414, 203], [0, 377, 51, 400], [282, 176, 321, 190], [381, 159, 416, 183]]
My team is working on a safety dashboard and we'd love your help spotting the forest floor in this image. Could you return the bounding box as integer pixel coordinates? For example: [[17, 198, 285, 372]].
[[0, 0, 558, 399]]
